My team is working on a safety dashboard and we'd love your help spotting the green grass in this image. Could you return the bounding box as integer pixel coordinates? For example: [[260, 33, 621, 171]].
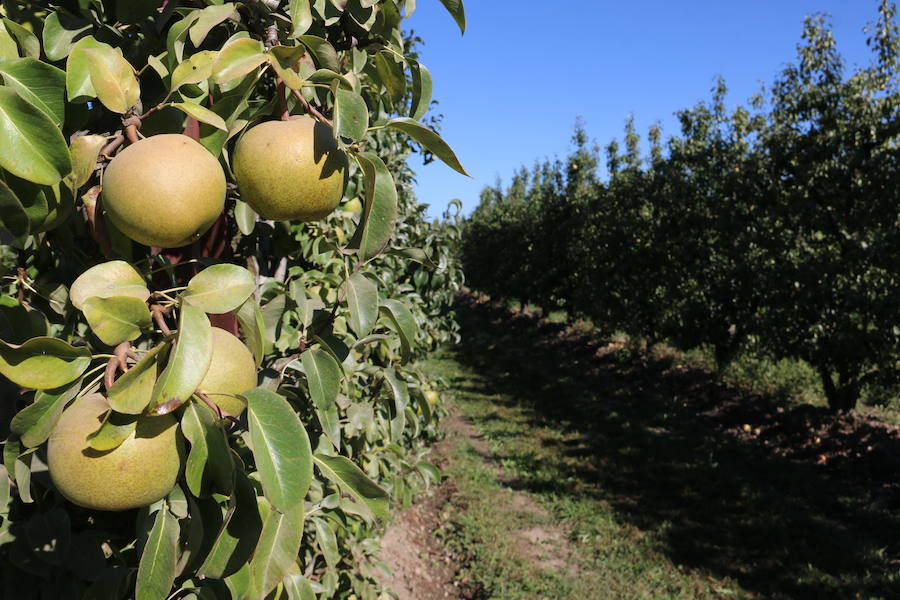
[[422, 297, 900, 600]]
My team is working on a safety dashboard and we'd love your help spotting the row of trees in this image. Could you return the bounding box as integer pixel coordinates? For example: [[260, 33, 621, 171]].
[[463, 1, 900, 413]]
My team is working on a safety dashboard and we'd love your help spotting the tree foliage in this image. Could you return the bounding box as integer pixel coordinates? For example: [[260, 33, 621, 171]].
[[0, 1, 467, 598]]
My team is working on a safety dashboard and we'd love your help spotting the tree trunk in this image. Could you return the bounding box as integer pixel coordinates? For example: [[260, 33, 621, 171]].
[[818, 366, 860, 413]]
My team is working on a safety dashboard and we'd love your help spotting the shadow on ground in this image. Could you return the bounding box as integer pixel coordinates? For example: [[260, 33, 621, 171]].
[[449, 292, 900, 599]]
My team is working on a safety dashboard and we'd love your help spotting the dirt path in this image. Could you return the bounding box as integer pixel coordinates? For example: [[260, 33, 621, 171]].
[[377, 407, 576, 600]]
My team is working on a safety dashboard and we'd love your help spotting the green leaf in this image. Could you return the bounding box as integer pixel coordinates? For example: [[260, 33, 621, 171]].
[[385, 247, 438, 269], [168, 102, 227, 131], [2, 19, 39, 59], [243, 388, 313, 511], [236, 295, 266, 366], [0, 86, 72, 185], [379, 299, 416, 364], [384, 117, 469, 176], [198, 471, 262, 579], [333, 85, 368, 142], [212, 38, 267, 83], [150, 304, 213, 413], [408, 58, 432, 121], [438, 0, 466, 34], [10, 382, 79, 447], [346, 272, 378, 336], [249, 504, 304, 600], [384, 367, 408, 440], [0, 58, 66, 127], [268, 45, 306, 90], [136, 506, 179, 600], [42, 11, 92, 62], [300, 348, 341, 450], [297, 35, 340, 71], [283, 575, 317, 600], [66, 134, 106, 189], [83, 296, 152, 346], [313, 454, 389, 521], [374, 51, 405, 107], [65, 36, 102, 101], [184, 264, 256, 314], [289, 0, 314, 37], [170, 50, 216, 91], [346, 151, 398, 263], [166, 13, 201, 70], [82, 45, 140, 114], [69, 260, 150, 310], [234, 199, 257, 236], [0, 22, 16, 60], [312, 518, 339, 567], [107, 343, 168, 414], [189, 4, 237, 47], [86, 410, 139, 451], [182, 401, 234, 497], [0, 336, 90, 389]]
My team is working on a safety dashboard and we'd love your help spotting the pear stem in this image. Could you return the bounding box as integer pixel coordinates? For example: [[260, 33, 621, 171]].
[[291, 88, 333, 128]]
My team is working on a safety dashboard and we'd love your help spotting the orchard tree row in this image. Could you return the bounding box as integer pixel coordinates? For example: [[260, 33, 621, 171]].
[[0, 1, 467, 599], [463, 1, 900, 414]]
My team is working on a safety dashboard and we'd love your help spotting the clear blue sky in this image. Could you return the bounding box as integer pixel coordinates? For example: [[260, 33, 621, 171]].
[[405, 1, 883, 218]]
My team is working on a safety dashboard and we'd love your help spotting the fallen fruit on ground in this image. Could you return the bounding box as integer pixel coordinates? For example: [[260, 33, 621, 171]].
[[198, 327, 258, 416], [232, 116, 349, 221], [102, 134, 226, 248], [47, 393, 183, 511]]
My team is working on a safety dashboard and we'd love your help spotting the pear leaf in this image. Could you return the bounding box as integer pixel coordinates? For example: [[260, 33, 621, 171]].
[[0, 337, 90, 390], [69, 260, 150, 310]]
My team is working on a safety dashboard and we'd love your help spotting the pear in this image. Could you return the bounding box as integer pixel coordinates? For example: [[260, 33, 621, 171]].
[[47, 393, 183, 511], [232, 116, 348, 221], [102, 134, 226, 248], [198, 327, 258, 416]]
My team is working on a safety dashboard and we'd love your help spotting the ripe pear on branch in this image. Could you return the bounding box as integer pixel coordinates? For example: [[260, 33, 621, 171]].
[[101, 134, 226, 248], [233, 115, 349, 222]]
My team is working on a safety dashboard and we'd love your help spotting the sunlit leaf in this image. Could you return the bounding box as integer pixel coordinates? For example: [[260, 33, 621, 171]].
[[69, 260, 150, 310], [150, 304, 213, 413], [384, 117, 470, 176], [243, 388, 313, 511], [249, 504, 304, 600], [212, 38, 267, 83], [0, 337, 90, 389], [83, 296, 152, 346], [0, 57, 66, 127], [168, 102, 227, 131], [379, 299, 416, 364], [107, 343, 168, 414], [313, 454, 389, 521], [135, 505, 179, 600], [346, 151, 398, 263], [184, 264, 256, 314], [0, 86, 72, 185]]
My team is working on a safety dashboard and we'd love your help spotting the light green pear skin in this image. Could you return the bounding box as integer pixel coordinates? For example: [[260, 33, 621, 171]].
[[198, 327, 258, 416], [232, 116, 349, 221], [102, 134, 226, 248], [47, 393, 183, 511]]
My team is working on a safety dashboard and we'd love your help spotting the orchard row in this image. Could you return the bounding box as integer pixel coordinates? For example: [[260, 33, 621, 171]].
[[463, 4, 900, 413]]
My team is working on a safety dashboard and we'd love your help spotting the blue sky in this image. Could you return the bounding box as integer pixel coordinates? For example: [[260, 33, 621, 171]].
[[405, 1, 883, 217]]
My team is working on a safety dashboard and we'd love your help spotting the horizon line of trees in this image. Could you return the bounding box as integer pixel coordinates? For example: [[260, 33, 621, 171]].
[[461, 1, 900, 413]]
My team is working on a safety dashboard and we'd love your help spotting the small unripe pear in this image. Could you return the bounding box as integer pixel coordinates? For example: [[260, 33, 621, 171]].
[[198, 328, 257, 416], [47, 393, 183, 511], [102, 134, 226, 248], [232, 116, 349, 221]]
